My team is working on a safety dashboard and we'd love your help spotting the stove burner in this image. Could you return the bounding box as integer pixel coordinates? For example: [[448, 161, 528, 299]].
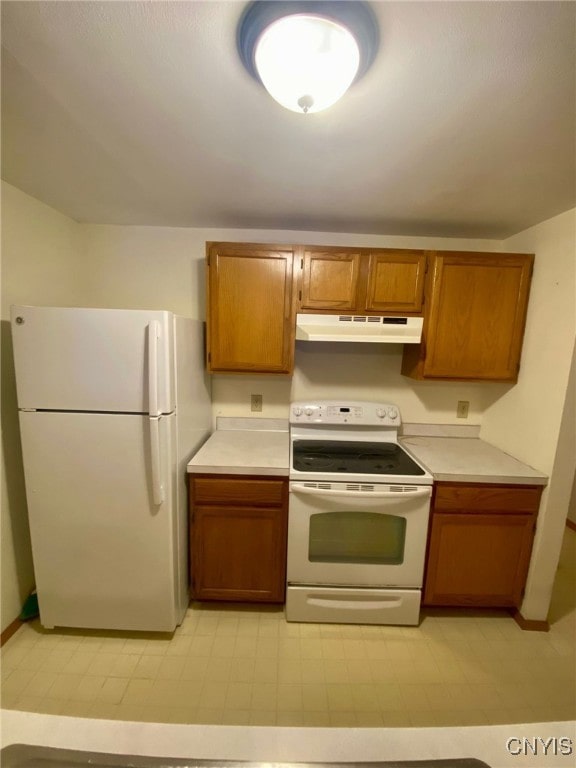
[[357, 453, 397, 471], [300, 454, 334, 469]]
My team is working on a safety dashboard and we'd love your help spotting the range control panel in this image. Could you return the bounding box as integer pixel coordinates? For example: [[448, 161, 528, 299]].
[[290, 401, 400, 426]]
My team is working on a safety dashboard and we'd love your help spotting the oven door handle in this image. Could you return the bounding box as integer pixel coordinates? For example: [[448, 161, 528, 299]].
[[290, 483, 432, 499]]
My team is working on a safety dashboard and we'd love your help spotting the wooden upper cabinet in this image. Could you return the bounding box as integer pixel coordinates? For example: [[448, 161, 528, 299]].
[[365, 250, 427, 313], [299, 246, 427, 315], [300, 248, 362, 311], [402, 251, 534, 381], [206, 243, 297, 374]]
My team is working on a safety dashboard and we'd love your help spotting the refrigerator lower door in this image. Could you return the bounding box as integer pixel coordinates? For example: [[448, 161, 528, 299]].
[[19, 410, 185, 632]]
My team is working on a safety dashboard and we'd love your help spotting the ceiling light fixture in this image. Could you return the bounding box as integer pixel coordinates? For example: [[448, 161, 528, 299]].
[[237, 1, 379, 114]]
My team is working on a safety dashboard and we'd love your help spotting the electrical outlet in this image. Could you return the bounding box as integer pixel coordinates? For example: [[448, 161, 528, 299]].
[[251, 394, 263, 412], [457, 400, 469, 419]]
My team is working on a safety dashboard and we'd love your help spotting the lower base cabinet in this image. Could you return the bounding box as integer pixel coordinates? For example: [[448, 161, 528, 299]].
[[189, 474, 288, 603], [423, 482, 543, 608]]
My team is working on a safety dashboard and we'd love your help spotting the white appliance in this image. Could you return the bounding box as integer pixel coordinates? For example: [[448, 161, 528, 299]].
[[286, 401, 433, 626], [295, 313, 423, 343], [11, 305, 211, 632]]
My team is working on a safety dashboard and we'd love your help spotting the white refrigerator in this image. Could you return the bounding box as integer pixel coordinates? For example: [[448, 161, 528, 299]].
[[11, 305, 212, 632]]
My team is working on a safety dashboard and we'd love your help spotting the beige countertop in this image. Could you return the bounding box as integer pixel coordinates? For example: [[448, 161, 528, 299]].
[[187, 417, 289, 476], [400, 434, 548, 486], [187, 418, 547, 486]]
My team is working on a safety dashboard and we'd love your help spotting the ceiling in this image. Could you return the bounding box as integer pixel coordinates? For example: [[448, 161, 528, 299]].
[[1, 1, 575, 239]]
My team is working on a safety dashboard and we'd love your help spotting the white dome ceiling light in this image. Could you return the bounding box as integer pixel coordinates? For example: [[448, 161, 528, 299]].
[[237, 1, 379, 114]]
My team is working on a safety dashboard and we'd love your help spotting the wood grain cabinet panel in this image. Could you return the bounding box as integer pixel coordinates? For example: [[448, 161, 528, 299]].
[[206, 243, 297, 374], [434, 483, 542, 514], [189, 475, 288, 603], [193, 477, 285, 507], [423, 482, 543, 608], [206, 243, 534, 383], [402, 251, 533, 381], [365, 251, 426, 313], [300, 248, 362, 311], [299, 246, 427, 316]]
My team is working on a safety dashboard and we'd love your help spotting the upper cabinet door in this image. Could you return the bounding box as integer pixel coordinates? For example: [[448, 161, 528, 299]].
[[300, 248, 362, 311], [365, 250, 427, 313], [207, 243, 296, 374], [403, 252, 534, 381]]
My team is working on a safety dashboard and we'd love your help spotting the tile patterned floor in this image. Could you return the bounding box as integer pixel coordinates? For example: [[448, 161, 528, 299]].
[[2, 529, 574, 727]]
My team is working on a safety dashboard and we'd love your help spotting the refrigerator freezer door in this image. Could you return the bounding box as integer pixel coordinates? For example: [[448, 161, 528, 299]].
[[19, 410, 184, 632], [11, 306, 175, 414]]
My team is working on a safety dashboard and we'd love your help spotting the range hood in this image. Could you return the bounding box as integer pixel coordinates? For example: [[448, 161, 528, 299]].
[[295, 313, 423, 344]]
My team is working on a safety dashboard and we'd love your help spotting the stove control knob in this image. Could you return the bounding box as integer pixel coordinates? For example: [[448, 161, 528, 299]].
[[388, 408, 398, 420], [304, 407, 314, 417], [376, 407, 387, 418], [293, 406, 303, 417]]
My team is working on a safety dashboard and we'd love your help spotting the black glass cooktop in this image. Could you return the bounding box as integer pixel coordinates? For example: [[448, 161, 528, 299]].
[[292, 440, 425, 476]]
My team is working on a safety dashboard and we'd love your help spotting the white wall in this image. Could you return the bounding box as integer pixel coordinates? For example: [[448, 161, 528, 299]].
[[77, 225, 207, 319], [212, 347, 510, 426], [481, 208, 576, 621], [1, 182, 82, 631]]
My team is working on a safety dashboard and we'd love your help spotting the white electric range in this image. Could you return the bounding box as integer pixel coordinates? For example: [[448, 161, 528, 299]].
[[286, 400, 433, 626]]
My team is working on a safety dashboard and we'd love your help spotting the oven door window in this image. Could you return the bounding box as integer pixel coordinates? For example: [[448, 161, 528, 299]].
[[309, 511, 406, 565]]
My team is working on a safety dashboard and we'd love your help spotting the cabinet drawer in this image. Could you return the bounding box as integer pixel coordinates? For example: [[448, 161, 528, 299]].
[[192, 476, 286, 506], [434, 483, 542, 514]]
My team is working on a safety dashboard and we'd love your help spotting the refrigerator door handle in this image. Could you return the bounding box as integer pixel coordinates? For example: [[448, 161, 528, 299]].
[[149, 417, 164, 506], [148, 321, 160, 417]]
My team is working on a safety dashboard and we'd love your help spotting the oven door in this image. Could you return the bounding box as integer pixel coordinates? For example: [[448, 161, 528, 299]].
[[287, 481, 432, 587]]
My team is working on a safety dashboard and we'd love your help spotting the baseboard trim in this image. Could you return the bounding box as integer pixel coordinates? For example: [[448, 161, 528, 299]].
[[512, 609, 550, 632], [566, 518, 576, 532], [0, 617, 23, 647]]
